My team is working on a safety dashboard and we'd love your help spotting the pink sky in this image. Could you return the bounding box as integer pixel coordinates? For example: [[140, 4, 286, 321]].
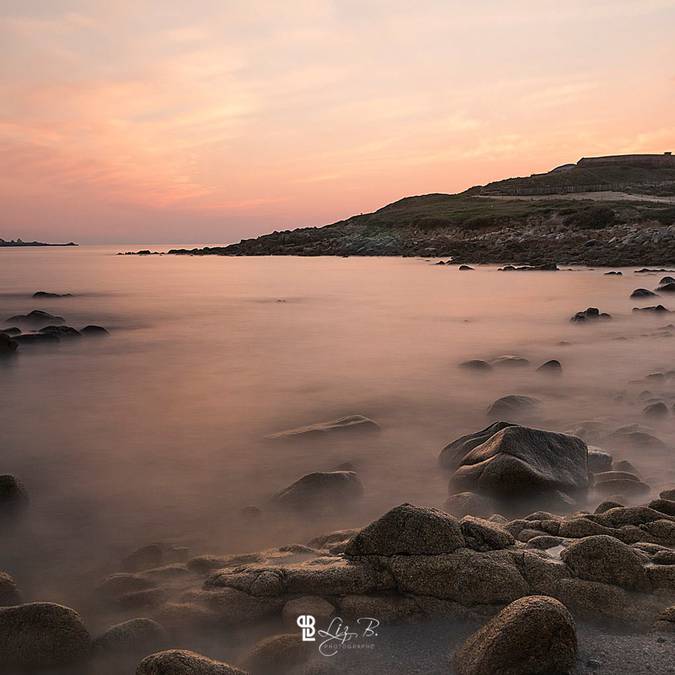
[[1, 1, 674, 244]]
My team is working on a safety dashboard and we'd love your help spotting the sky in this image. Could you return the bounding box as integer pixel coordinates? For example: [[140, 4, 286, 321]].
[[1, 1, 674, 244]]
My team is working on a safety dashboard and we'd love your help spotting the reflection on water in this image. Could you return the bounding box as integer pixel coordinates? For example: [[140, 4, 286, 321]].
[[1, 246, 675, 611]]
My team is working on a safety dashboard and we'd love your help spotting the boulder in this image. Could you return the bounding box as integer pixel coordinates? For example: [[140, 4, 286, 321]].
[[282, 596, 335, 627], [660, 488, 675, 500], [0, 333, 18, 355], [459, 359, 492, 371], [487, 395, 539, 419], [643, 401, 668, 418], [391, 550, 529, 605], [659, 282, 675, 292], [587, 447, 613, 473], [6, 309, 65, 325], [652, 606, 675, 633], [606, 427, 666, 450], [0, 474, 29, 515], [560, 535, 650, 591], [266, 415, 379, 440], [460, 516, 515, 551], [242, 634, 310, 675], [136, 649, 245, 674], [459, 265, 474, 271], [0, 572, 21, 606], [631, 288, 658, 298], [633, 305, 670, 314], [490, 355, 530, 368], [448, 424, 589, 502], [93, 618, 168, 658], [0, 602, 90, 671], [536, 359, 562, 374], [439, 421, 515, 470], [595, 500, 623, 514], [272, 471, 363, 511], [0, 327, 21, 336], [344, 503, 465, 556], [453, 595, 577, 675], [650, 499, 675, 517]]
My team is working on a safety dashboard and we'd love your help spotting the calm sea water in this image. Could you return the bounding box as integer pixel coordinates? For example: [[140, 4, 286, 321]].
[[1, 245, 675, 609]]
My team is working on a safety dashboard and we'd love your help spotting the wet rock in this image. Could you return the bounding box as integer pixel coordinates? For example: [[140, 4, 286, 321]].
[[97, 573, 158, 603], [439, 421, 515, 470], [587, 447, 613, 473], [444, 491, 497, 518], [453, 595, 577, 675], [242, 634, 309, 675], [593, 475, 650, 497], [633, 304, 670, 314], [344, 503, 464, 556], [486, 395, 539, 419], [595, 500, 623, 514], [0, 327, 20, 336], [0, 572, 21, 606], [660, 488, 675, 501], [605, 271, 622, 275], [631, 288, 658, 298], [39, 325, 81, 338], [460, 516, 515, 551], [571, 307, 611, 322], [392, 550, 529, 605], [659, 282, 675, 292], [272, 471, 364, 511], [490, 355, 530, 368], [660, 276, 675, 285], [648, 499, 675, 517], [606, 427, 666, 450], [448, 424, 589, 502], [266, 415, 379, 440], [0, 333, 18, 355], [33, 291, 72, 298], [136, 649, 245, 674], [6, 309, 65, 325], [183, 587, 284, 625], [339, 594, 420, 622], [560, 535, 650, 591], [282, 596, 335, 627], [122, 544, 189, 573], [93, 617, 168, 659], [0, 602, 90, 671], [643, 401, 669, 418], [459, 359, 492, 371], [0, 474, 29, 516], [459, 265, 474, 271], [536, 359, 562, 374], [81, 324, 109, 335]]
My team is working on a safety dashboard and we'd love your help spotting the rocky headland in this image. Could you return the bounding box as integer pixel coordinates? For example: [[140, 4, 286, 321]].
[[154, 153, 675, 265]]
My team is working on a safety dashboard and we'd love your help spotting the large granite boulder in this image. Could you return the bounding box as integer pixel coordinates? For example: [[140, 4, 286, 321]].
[[439, 421, 515, 470], [560, 535, 650, 591], [272, 471, 363, 511], [136, 649, 245, 674], [447, 424, 589, 501], [0, 602, 90, 671], [453, 595, 577, 675], [344, 503, 465, 556]]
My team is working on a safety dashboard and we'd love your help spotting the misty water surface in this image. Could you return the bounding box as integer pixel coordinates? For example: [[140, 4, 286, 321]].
[[2, 246, 675, 617]]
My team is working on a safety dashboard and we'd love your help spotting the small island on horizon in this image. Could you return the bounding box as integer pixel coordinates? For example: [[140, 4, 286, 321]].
[[0, 238, 78, 248]]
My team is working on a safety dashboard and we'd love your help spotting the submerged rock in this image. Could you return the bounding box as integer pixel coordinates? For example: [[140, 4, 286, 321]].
[[136, 649, 245, 674], [93, 617, 168, 659], [122, 543, 189, 573], [459, 264, 474, 271], [571, 307, 611, 322], [266, 415, 379, 440], [0, 602, 90, 671], [282, 596, 335, 627], [444, 491, 497, 518], [13, 332, 60, 344], [459, 359, 492, 371], [643, 401, 668, 418], [39, 325, 81, 338], [633, 305, 670, 314], [6, 309, 65, 325], [659, 282, 675, 292], [453, 595, 577, 675], [33, 291, 72, 298], [447, 424, 589, 502], [81, 324, 109, 335], [242, 633, 309, 675], [272, 471, 364, 511], [631, 288, 658, 298], [536, 359, 562, 374], [587, 447, 613, 473], [0, 333, 18, 355], [487, 395, 540, 419], [345, 503, 465, 556], [0, 474, 29, 516], [490, 355, 530, 368]]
